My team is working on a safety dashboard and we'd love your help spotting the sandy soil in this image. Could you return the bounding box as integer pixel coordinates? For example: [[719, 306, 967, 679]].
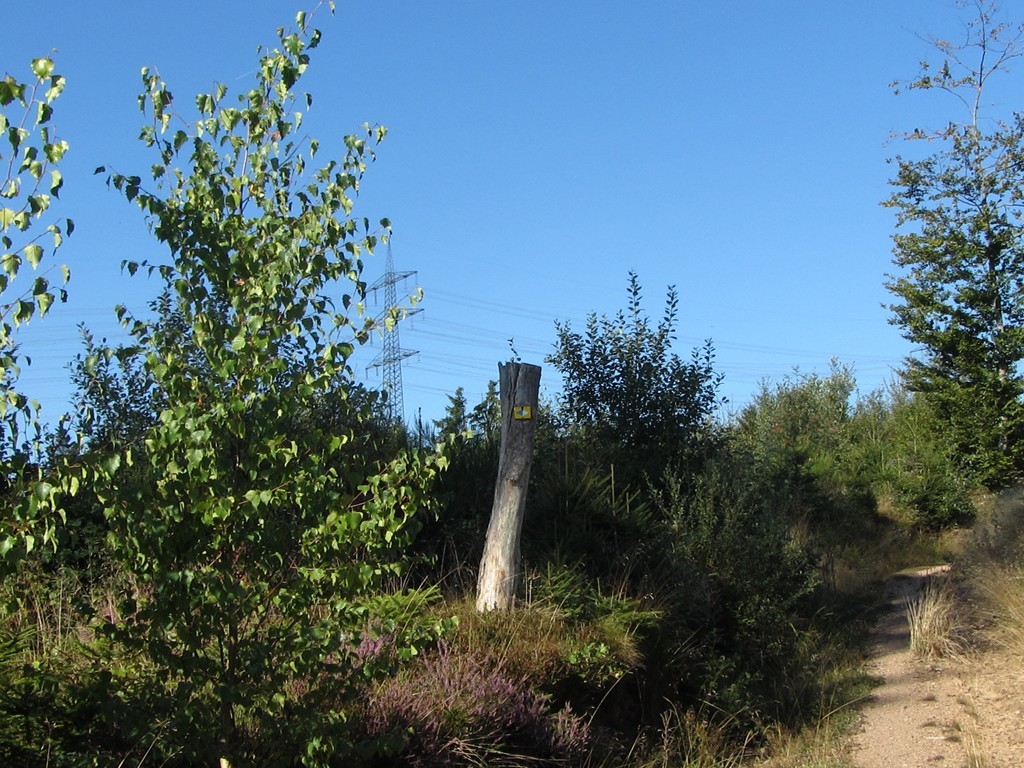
[[850, 566, 1024, 768]]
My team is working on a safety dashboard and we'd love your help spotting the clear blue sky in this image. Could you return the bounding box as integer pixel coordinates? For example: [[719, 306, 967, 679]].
[[5, 1, 1008, 425]]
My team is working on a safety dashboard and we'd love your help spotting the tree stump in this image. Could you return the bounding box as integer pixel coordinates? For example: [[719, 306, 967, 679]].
[[475, 361, 541, 612]]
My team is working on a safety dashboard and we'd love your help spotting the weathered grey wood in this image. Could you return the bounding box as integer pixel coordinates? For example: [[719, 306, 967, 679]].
[[475, 361, 542, 612]]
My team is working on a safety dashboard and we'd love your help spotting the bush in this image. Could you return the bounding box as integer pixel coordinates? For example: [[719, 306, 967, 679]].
[[365, 642, 590, 767], [849, 386, 976, 530], [547, 271, 724, 488], [654, 449, 821, 725]]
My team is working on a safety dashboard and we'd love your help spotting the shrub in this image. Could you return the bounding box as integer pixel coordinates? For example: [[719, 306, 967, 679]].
[[654, 447, 822, 725], [850, 386, 976, 530], [547, 271, 724, 488], [365, 643, 590, 767]]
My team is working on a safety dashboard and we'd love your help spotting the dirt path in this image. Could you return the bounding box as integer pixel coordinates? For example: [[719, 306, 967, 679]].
[[850, 566, 1024, 768]]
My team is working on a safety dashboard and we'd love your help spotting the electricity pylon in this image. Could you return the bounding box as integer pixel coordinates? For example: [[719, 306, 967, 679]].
[[367, 241, 420, 423]]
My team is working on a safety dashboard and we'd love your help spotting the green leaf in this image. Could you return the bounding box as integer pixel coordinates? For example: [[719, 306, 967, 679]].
[[30, 57, 54, 79], [0, 81, 15, 108], [36, 100, 52, 126], [2, 252, 19, 276], [37, 291, 53, 317], [23, 244, 42, 268], [13, 299, 33, 325]]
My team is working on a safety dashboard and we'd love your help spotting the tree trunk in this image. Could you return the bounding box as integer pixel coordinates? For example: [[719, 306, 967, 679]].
[[987, 231, 1011, 454], [476, 361, 541, 612]]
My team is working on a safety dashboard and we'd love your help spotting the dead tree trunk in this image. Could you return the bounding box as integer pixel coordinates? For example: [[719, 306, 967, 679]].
[[475, 361, 541, 612]]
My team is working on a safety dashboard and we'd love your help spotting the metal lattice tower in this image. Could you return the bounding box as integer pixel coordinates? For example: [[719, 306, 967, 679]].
[[367, 242, 420, 423]]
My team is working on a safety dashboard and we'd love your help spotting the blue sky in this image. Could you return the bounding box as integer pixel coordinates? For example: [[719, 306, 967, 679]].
[[4, 1, 1008, 425]]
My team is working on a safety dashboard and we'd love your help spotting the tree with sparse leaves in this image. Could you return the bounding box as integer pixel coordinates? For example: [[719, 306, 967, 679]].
[[77, 9, 449, 765], [0, 56, 72, 560], [886, 1, 1024, 485]]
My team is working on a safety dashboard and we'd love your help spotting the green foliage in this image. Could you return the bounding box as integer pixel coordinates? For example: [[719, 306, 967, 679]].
[[433, 386, 468, 437], [848, 385, 975, 530], [737, 363, 856, 469], [0, 57, 70, 339], [0, 57, 72, 562], [886, 4, 1024, 487], [0, 564, 132, 765], [68, 323, 160, 454], [734, 364, 878, 556], [655, 451, 820, 724], [548, 271, 723, 486], [0, 12, 1003, 765], [411, 384, 504, 591], [58, 10, 450, 764], [468, 379, 501, 442], [534, 565, 658, 688], [736, 366, 974, 534]]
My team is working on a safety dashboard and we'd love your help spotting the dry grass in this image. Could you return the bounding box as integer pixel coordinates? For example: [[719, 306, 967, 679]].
[[906, 576, 969, 661], [958, 714, 987, 768], [963, 485, 1024, 663], [973, 562, 1024, 660]]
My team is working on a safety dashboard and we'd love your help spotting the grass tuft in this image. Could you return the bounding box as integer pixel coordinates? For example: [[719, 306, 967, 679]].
[[906, 576, 968, 661], [627, 705, 752, 768]]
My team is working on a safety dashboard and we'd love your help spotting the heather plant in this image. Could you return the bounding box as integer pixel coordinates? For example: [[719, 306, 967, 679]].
[[365, 642, 590, 767]]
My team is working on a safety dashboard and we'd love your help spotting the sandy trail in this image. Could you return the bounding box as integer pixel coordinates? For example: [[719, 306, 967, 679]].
[[850, 565, 1023, 768]]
